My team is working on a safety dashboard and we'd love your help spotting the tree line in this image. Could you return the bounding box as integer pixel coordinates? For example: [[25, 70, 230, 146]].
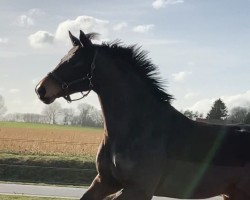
[[182, 98, 250, 124], [0, 95, 103, 127], [1, 94, 250, 126]]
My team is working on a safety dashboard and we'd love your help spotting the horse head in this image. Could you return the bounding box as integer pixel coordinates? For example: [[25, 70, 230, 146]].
[[35, 30, 98, 104]]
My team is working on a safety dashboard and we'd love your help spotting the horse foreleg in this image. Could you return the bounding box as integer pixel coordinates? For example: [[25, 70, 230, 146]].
[[104, 187, 153, 200], [222, 195, 230, 200], [80, 175, 121, 200]]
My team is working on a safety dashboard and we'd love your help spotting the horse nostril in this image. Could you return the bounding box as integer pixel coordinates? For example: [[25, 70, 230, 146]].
[[37, 86, 46, 98]]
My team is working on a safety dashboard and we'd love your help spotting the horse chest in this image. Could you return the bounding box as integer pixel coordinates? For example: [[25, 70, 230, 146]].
[[97, 141, 136, 183], [110, 153, 135, 182]]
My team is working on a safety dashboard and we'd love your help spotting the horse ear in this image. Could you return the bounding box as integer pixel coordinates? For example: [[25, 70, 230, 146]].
[[79, 30, 92, 47], [68, 31, 81, 46]]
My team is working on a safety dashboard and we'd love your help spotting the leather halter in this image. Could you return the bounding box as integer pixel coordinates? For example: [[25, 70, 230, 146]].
[[48, 50, 98, 103]]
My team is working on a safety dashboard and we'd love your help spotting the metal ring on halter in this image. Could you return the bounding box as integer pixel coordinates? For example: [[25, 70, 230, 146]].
[[89, 80, 93, 89], [87, 73, 93, 80], [62, 82, 69, 90]]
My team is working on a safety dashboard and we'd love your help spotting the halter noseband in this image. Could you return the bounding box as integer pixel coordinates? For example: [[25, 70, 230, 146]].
[[48, 50, 98, 103]]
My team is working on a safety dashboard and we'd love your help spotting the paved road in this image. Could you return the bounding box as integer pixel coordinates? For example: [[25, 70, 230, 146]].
[[0, 183, 222, 200]]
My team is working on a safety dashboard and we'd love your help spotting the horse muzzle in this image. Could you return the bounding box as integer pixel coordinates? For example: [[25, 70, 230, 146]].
[[35, 84, 56, 104]]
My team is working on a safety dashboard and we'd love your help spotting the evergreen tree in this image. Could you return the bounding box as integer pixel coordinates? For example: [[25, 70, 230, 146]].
[[206, 98, 228, 120]]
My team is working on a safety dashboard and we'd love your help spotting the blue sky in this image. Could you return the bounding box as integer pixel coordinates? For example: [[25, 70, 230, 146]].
[[1, 0, 250, 115]]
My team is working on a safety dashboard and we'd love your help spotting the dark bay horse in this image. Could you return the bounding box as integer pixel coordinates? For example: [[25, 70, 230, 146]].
[[35, 30, 250, 200]]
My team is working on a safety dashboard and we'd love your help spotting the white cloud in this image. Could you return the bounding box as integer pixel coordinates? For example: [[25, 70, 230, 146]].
[[0, 37, 8, 44], [28, 8, 45, 16], [187, 90, 250, 115], [132, 24, 154, 33], [138, 38, 181, 46], [55, 15, 110, 42], [9, 89, 20, 93], [184, 92, 199, 99], [153, 0, 166, 9], [222, 91, 250, 109], [186, 98, 215, 115], [152, 0, 184, 9], [18, 15, 34, 27], [29, 31, 54, 48], [113, 22, 128, 31], [28, 15, 110, 48], [16, 8, 45, 27], [172, 71, 192, 82]]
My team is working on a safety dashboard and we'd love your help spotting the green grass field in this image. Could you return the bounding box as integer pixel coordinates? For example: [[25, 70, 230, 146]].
[[0, 152, 95, 166], [0, 121, 102, 132], [0, 152, 97, 186]]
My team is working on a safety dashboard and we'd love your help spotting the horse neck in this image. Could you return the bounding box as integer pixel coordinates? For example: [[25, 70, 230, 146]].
[[93, 52, 165, 138], [98, 91, 163, 139]]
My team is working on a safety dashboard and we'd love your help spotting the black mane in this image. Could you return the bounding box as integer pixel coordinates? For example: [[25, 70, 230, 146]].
[[98, 41, 173, 103]]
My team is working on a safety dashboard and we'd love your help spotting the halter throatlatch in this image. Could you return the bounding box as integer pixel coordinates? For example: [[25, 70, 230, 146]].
[[48, 50, 97, 103]]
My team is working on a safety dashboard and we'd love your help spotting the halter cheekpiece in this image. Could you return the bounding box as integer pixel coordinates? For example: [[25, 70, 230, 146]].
[[48, 50, 98, 103]]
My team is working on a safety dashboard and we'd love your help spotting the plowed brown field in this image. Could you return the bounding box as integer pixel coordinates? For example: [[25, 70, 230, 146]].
[[0, 122, 103, 156]]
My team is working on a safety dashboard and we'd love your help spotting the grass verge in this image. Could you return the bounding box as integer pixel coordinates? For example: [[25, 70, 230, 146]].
[[0, 153, 96, 186], [0, 194, 74, 200]]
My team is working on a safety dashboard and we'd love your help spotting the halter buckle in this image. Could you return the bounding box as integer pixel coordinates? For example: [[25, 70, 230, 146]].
[[62, 82, 69, 90]]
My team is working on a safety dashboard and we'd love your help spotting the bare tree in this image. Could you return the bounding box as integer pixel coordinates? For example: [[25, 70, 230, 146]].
[[23, 113, 45, 123], [77, 103, 103, 127], [228, 107, 248, 124], [182, 109, 203, 120], [4, 112, 48, 123], [244, 112, 250, 124], [0, 95, 7, 119], [42, 102, 63, 124], [62, 108, 75, 125], [4, 113, 23, 122], [77, 103, 94, 126], [90, 110, 103, 127]]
